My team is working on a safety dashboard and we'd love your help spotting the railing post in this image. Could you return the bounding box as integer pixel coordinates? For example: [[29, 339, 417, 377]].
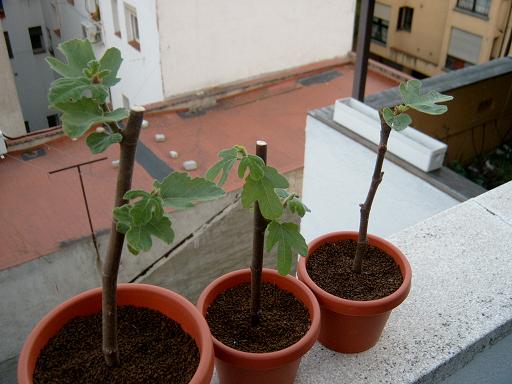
[[352, 0, 376, 101]]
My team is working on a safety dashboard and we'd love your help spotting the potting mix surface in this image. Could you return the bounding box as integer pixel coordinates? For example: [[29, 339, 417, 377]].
[[33, 306, 200, 384], [307, 239, 403, 301], [206, 282, 311, 353]]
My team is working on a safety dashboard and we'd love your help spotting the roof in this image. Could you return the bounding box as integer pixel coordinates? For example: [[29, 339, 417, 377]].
[[0, 63, 397, 270], [365, 56, 512, 109]]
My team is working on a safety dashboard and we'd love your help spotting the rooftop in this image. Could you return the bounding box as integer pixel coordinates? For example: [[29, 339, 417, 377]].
[[0, 62, 397, 270]]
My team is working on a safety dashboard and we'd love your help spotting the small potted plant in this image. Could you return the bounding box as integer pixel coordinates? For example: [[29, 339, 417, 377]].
[[297, 80, 453, 353], [18, 39, 225, 383], [197, 141, 320, 384]]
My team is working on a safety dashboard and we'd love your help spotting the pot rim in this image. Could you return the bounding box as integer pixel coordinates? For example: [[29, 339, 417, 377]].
[[18, 283, 214, 384], [197, 268, 320, 369], [297, 231, 412, 316]]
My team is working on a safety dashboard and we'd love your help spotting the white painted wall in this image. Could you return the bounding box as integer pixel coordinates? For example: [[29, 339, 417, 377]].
[[301, 115, 460, 243], [0, 23, 25, 138], [1, 0, 56, 132], [97, 0, 163, 108], [49, 0, 354, 105], [57, 0, 105, 57], [156, 0, 356, 97]]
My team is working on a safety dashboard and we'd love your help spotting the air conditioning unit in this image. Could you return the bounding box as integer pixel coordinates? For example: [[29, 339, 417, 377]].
[[82, 21, 102, 43], [0, 131, 7, 158]]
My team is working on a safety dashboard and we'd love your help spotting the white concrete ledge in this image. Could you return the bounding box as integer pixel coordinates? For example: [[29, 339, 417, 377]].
[[295, 181, 512, 383], [333, 98, 447, 172]]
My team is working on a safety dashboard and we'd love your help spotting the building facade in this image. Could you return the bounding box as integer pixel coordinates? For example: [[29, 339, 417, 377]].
[[0, 22, 25, 138], [1, 0, 356, 134], [97, 0, 356, 108], [0, 0, 59, 135], [370, 0, 512, 77]]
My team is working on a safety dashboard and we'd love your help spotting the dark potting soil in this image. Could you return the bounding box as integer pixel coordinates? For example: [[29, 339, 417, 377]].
[[205, 282, 311, 353], [307, 239, 403, 301], [33, 306, 200, 384]]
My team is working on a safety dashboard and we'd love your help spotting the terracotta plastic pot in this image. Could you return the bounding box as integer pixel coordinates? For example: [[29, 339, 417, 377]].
[[197, 268, 320, 384], [297, 231, 412, 353], [18, 283, 214, 384]]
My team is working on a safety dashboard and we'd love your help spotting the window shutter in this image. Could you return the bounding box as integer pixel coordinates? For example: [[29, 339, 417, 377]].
[[374, 2, 391, 20], [448, 28, 482, 64]]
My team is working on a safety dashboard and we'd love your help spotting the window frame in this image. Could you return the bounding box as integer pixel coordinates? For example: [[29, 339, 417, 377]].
[[122, 94, 130, 109], [446, 27, 482, 70], [125, 4, 140, 50], [112, 0, 121, 37], [371, 16, 389, 45], [46, 114, 60, 128], [445, 54, 474, 71], [28, 26, 46, 55], [455, 0, 491, 17], [397, 6, 414, 32], [3, 31, 13, 59]]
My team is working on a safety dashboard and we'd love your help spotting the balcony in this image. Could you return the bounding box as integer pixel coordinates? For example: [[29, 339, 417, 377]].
[[1, 56, 512, 383]]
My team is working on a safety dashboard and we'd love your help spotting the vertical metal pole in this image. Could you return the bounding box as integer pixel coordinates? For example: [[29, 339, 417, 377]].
[[352, 0, 376, 101]]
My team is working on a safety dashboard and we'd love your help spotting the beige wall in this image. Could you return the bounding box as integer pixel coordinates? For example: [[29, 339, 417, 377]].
[[0, 23, 25, 138], [371, 0, 512, 77]]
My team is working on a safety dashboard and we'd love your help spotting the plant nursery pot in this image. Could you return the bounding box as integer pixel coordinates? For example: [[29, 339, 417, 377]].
[[297, 231, 412, 353], [197, 268, 320, 384], [18, 283, 214, 384]]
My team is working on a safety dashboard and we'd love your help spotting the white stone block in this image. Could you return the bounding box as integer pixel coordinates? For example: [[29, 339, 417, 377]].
[[169, 150, 179, 159], [183, 160, 198, 171], [141, 120, 149, 129], [154, 134, 166, 142], [112, 160, 120, 168], [95, 126, 106, 134]]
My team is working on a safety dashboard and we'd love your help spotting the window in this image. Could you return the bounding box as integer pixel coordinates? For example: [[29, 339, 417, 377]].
[[47, 114, 60, 128], [24, 121, 31, 133], [372, 3, 390, 45], [456, 0, 491, 17], [3, 31, 13, 58], [29, 26, 46, 54], [46, 28, 55, 56], [445, 55, 473, 70], [125, 4, 140, 50], [122, 94, 130, 109], [445, 27, 482, 70], [112, 0, 121, 37], [50, 2, 61, 36], [0, 0, 5, 18], [397, 7, 414, 31]]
